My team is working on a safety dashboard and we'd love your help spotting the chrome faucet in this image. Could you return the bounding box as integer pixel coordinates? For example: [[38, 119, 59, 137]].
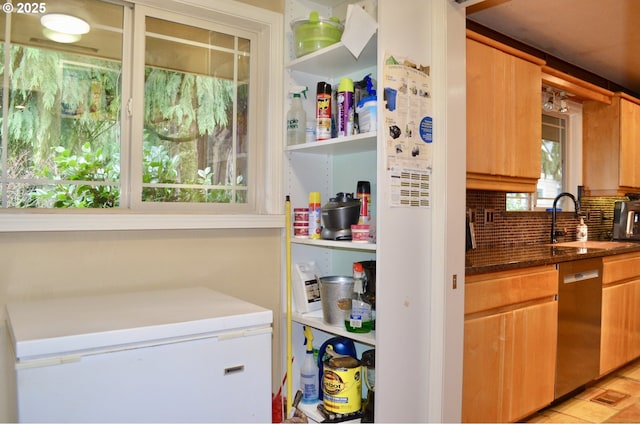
[[551, 192, 580, 243]]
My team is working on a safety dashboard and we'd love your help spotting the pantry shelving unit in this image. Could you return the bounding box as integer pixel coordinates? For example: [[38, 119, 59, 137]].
[[282, 1, 467, 422], [284, 6, 378, 418]]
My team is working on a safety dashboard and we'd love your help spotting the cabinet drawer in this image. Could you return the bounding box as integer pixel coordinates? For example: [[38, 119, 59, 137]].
[[465, 265, 558, 315], [603, 252, 640, 285]]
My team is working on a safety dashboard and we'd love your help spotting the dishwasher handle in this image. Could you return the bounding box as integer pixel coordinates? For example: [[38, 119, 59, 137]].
[[563, 269, 599, 284]]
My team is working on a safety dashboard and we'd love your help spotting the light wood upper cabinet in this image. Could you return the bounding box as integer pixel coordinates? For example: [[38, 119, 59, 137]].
[[466, 31, 545, 192], [584, 93, 640, 195], [463, 266, 558, 423]]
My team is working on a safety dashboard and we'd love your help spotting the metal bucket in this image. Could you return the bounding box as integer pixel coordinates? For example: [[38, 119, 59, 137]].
[[319, 276, 353, 326]]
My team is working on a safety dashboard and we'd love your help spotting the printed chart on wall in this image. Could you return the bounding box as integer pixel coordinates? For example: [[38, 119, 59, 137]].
[[383, 53, 432, 208]]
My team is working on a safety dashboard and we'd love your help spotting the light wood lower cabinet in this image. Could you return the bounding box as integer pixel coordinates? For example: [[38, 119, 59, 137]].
[[600, 253, 640, 375], [463, 266, 558, 423]]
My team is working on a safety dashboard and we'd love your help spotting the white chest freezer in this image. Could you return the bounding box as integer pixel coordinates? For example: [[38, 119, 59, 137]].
[[6, 287, 273, 423]]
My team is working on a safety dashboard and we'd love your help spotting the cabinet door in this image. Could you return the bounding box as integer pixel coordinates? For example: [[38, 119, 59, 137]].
[[466, 37, 541, 191], [619, 98, 640, 188], [601, 282, 632, 375], [629, 279, 640, 361], [509, 301, 557, 421], [463, 310, 508, 423], [462, 300, 557, 423]]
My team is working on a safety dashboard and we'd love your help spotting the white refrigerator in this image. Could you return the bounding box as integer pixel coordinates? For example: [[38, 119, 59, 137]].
[[6, 287, 273, 423]]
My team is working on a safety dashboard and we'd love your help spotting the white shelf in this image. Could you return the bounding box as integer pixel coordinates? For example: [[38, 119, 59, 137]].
[[296, 400, 361, 423], [286, 132, 377, 155], [287, 35, 377, 77], [291, 237, 376, 251], [293, 309, 375, 346]]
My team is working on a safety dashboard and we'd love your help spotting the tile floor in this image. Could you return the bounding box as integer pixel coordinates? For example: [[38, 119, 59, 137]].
[[524, 358, 640, 423]]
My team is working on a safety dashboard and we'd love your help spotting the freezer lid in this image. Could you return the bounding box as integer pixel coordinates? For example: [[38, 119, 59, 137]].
[[6, 287, 272, 361]]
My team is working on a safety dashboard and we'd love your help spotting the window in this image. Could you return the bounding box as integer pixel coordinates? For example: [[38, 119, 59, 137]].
[[0, 0, 280, 222], [507, 107, 571, 211], [537, 113, 567, 209], [2, 1, 124, 208]]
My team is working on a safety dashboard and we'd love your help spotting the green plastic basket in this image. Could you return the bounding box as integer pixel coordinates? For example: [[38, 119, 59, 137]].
[[291, 11, 344, 58]]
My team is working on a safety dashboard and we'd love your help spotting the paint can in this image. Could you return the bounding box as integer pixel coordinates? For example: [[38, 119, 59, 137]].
[[322, 356, 361, 414]]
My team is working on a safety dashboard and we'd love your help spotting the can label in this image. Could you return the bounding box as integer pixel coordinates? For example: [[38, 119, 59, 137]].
[[337, 91, 354, 137], [322, 365, 362, 414], [316, 94, 332, 140], [308, 204, 321, 239]]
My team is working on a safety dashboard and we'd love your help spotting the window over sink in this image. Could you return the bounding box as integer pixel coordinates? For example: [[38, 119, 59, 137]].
[[507, 96, 582, 211]]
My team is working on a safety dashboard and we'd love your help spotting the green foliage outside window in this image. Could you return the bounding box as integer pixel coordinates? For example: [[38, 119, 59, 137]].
[[4, 43, 241, 208]]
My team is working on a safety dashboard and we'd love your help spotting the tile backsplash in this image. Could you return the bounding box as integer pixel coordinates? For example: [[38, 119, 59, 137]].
[[467, 190, 627, 249]]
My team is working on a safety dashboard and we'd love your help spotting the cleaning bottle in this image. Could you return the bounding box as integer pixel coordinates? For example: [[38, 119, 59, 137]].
[[345, 262, 372, 333], [300, 326, 319, 404], [287, 86, 308, 145], [577, 216, 588, 242]]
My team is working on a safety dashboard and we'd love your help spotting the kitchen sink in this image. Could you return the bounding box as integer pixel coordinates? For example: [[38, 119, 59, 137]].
[[550, 241, 639, 249]]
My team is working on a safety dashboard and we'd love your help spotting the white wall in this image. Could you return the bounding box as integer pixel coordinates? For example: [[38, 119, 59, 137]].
[[0, 228, 282, 422]]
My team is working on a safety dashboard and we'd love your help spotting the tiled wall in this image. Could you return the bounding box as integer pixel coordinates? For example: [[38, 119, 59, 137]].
[[467, 190, 627, 249]]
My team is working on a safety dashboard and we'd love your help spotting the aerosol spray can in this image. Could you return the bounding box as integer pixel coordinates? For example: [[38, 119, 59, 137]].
[[308, 192, 321, 239], [316, 82, 332, 141], [357, 181, 371, 225], [337, 78, 354, 137]]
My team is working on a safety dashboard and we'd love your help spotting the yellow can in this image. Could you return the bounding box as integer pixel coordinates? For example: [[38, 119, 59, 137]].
[[322, 359, 362, 414]]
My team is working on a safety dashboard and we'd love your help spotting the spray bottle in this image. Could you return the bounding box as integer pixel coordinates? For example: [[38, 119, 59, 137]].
[[287, 86, 308, 145], [300, 326, 319, 404]]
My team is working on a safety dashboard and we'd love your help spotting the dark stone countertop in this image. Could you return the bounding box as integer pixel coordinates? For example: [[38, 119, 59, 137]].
[[465, 241, 640, 275]]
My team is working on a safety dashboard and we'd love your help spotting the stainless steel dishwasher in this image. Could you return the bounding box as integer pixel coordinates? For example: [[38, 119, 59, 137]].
[[555, 257, 603, 399]]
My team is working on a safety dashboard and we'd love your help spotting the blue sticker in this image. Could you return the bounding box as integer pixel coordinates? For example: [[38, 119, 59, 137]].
[[420, 116, 433, 143]]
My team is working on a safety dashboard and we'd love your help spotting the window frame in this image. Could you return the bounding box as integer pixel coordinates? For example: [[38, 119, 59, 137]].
[[506, 97, 583, 212], [0, 0, 284, 232]]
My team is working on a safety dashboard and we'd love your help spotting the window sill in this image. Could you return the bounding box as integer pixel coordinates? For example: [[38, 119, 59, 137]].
[[0, 213, 285, 232]]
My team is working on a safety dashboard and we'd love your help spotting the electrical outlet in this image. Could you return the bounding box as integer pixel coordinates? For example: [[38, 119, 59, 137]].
[[468, 208, 476, 223], [485, 208, 495, 224]]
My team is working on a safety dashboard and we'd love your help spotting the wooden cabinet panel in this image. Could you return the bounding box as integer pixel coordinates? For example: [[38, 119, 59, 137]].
[[603, 252, 640, 284], [584, 94, 640, 195], [600, 280, 640, 375], [463, 312, 507, 422], [600, 282, 630, 375], [466, 32, 544, 192], [620, 98, 640, 188], [463, 265, 558, 423], [462, 301, 557, 422], [601, 252, 640, 375], [465, 265, 557, 314]]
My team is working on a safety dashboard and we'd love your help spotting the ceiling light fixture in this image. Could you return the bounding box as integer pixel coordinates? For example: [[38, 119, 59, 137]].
[[542, 87, 571, 113], [543, 91, 555, 111], [558, 92, 569, 113], [40, 13, 90, 43], [42, 28, 82, 43]]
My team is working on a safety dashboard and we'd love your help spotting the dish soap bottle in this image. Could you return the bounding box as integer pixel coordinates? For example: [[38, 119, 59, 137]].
[[345, 262, 372, 333], [577, 217, 588, 242], [287, 86, 308, 145], [300, 326, 318, 404]]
